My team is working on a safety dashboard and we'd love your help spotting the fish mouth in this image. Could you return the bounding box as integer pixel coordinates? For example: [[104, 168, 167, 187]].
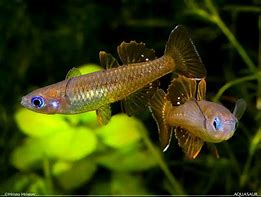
[[21, 96, 29, 107]]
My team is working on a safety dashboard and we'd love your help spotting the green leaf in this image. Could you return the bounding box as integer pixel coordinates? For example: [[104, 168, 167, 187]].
[[52, 159, 97, 190], [11, 127, 97, 170], [96, 114, 145, 148], [11, 138, 46, 170], [64, 111, 98, 129], [14, 108, 70, 138], [0, 173, 50, 195], [44, 127, 97, 161], [96, 148, 157, 172], [111, 172, 151, 195], [79, 64, 102, 74]]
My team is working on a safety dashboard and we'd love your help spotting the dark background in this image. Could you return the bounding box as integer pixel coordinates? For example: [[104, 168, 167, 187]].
[[0, 0, 260, 195]]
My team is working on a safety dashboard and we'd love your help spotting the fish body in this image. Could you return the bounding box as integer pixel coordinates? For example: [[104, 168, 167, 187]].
[[149, 76, 246, 158], [64, 56, 173, 113], [21, 25, 206, 125]]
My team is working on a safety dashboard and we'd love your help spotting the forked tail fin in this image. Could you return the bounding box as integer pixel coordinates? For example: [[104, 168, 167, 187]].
[[164, 25, 206, 79], [149, 89, 173, 151]]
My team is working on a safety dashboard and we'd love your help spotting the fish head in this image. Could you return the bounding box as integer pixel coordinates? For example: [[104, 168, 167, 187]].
[[21, 81, 69, 114], [200, 101, 238, 143]]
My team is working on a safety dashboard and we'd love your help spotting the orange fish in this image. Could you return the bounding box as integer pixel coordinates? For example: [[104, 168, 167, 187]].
[[21, 25, 206, 125], [149, 76, 246, 159]]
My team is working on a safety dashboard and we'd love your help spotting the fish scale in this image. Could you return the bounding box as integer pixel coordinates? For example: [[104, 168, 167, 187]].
[[65, 56, 173, 113]]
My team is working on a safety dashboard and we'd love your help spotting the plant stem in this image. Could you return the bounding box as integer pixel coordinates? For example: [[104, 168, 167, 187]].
[[141, 130, 185, 195], [43, 158, 54, 194], [204, 0, 256, 73], [257, 16, 261, 110], [212, 74, 257, 102], [192, 0, 257, 73], [240, 128, 261, 187]]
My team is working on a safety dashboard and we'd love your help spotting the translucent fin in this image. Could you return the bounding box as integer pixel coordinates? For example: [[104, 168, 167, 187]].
[[149, 89, 173, 151], [164, 25, 206, 78], [174, 126, 204, 159], [196, 79, 206, 101], [117, 41, 157, 64], [99, 51, 120, 69], [206, 143, 220, 159], [96, 105, 111, 126], [65, 67, 82, 79], [121, 80, 159, 116], [166, 76, 197, 106], [233, 99, 247, 120]]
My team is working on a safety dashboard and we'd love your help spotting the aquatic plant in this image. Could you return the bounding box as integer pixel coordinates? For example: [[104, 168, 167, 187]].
[[0, 0, 259, 195]]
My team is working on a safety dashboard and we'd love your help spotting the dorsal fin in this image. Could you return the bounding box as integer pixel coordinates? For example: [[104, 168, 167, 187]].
[[117, 41, 157, 64], [173, 126, 204, 159], [65, 67, 82, 79], [99, 51, 120, 69], [149, 89, 173, 151], [121, 80, 159, 116], [166, 76, 197, 106]]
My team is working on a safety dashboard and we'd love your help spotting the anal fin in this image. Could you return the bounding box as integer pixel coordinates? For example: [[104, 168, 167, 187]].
[[121, 80, 159, 116], [174, 126, 204, 159], [96, 105, 111, 126], [149, 89, 173, 151]]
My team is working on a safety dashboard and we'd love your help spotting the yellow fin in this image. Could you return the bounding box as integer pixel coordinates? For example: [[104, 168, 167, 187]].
[[149, 89, 173, 151], [174, 126, 204, 159], [164, 25, 206, 78], [121, 80, 159, 116], [117, 41, 157, 64], [99, 51, 119, 69], [96, 105, 111, 126], [65, 67, 82, 79], [166, 76, 197, 106]]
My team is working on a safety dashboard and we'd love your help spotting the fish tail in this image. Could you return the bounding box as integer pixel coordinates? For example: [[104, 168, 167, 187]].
[[149, 89, 173, 152], [164, 25, 206, 78]]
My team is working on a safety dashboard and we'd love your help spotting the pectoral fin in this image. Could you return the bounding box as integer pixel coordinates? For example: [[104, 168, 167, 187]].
[[121, 80, 159, 116], [233, 99, 247, 120], [99, 51, 120, 69], [96, 105, 112, 126], [117, 41, 157, 64], [174, 126, 204, 159], [149, 89, 173, 151], [65, 67, 82, 79]]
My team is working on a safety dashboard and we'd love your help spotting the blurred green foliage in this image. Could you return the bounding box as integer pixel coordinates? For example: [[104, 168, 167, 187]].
[[0, 0, 260, 195]]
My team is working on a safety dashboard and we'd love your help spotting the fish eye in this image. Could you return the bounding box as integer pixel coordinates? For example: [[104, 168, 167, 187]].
[[213, 116, 222, 131], [31, 96, 45, 109]]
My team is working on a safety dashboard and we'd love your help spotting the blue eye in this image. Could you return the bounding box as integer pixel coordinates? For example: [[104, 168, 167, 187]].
[[213, 116, 222, 131], [31, 96, 45, 109]]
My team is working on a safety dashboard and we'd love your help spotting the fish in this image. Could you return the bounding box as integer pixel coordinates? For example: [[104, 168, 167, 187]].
[[21, 25, 206, 125], [149, 76, 247, 159]]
